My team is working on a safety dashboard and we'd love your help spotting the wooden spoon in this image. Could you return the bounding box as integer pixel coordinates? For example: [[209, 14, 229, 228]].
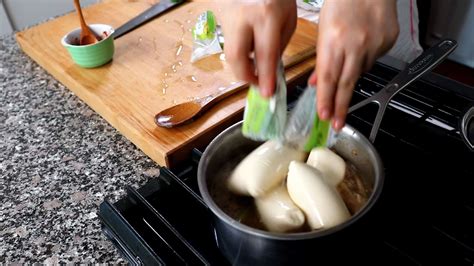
[[155, 81, 247, 128], [73, 0, 98, 45], [155, 48, 316, 128]]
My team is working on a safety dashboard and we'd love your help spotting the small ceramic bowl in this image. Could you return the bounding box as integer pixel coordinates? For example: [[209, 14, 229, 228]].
[[61, 24, 115, 68]]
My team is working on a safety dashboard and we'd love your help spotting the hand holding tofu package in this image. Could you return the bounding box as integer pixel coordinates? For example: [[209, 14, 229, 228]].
[[242, 68, 337, 151]]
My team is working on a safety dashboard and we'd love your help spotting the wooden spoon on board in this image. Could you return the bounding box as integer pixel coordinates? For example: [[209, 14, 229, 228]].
[[154, 48, 316, 128], [73, 0, 99, 45], [155, 81, 246, 128]]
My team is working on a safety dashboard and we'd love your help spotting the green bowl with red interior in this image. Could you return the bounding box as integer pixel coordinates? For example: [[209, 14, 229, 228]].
[[61, 24, 114, 68]]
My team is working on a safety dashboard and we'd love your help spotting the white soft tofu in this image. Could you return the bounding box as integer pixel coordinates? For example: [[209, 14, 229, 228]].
[[228, 141, 307, 197], [306, 147, 346, 187], [255, 185, 306, 233], [287, 161, 350, 230]]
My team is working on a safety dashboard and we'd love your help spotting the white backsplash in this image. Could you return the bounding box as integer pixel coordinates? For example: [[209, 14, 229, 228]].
[[0, 0, 98, 36]]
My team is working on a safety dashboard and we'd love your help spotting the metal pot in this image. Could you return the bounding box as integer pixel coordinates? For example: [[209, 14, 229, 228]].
[[197, 39, 457, 265], [198, 121, 383, 265]]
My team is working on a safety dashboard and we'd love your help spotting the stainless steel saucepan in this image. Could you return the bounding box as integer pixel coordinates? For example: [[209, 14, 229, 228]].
[[197, 39, 457, 265]]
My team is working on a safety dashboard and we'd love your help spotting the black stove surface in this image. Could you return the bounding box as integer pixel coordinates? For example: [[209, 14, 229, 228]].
[[99, 62, 474, 265]]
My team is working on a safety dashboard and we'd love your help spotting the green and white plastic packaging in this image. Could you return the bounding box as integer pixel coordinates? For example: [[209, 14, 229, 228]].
[[242, 71, 336, 150], [242, 62, 287, 141], [284, 86, 337, 151], [191, 11, 223, 63], [298, 0, 324, 11]]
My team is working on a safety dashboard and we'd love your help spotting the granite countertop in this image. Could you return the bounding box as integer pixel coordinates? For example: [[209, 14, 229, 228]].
[[0, 35, 162, 264]]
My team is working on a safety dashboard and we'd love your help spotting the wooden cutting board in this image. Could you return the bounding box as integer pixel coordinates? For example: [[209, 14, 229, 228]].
[[16, 0, 317, 168]]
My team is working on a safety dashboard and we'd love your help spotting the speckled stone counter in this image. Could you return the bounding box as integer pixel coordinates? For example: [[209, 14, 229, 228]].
[[0, 35, 162, 264]]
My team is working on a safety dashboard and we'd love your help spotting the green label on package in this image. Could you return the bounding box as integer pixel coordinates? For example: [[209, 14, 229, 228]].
[[193, 11, 217, 40], [242, 63, 287, 141], [242, 87, 270, 136], [283, 86, 336, 151], [303, 114, 332, 151]]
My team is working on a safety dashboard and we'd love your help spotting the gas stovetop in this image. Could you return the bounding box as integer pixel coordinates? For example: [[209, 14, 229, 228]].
[[99, 60, 474, 265]]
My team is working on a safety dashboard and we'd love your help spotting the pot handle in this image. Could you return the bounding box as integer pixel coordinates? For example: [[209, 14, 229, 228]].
[[349, 39, 457, 143]]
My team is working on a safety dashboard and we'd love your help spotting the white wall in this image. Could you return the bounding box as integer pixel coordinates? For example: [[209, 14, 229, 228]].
[[1, 0, 98, 37], [0, 1, 13, 36], [426, 0, 474, 68]]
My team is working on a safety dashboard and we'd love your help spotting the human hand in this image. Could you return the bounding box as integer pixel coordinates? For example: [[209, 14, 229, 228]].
[[222, 0, 297, 97], [309, 0, 399, 130]]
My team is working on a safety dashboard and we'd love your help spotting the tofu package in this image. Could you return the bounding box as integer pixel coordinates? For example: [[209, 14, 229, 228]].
[[190, 10, 223, 63], [241, 61, 337, 152], [297, 0, 324, 11], [242, 62, 287, 141], [284, 86, 338, 151]]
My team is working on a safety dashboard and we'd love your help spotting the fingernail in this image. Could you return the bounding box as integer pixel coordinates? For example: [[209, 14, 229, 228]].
[[334, 118, 344, 130], [319, 108, 329, 120]]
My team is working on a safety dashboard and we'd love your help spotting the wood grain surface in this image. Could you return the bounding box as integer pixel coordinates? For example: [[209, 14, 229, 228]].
[[16, 0, 318, 168]]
